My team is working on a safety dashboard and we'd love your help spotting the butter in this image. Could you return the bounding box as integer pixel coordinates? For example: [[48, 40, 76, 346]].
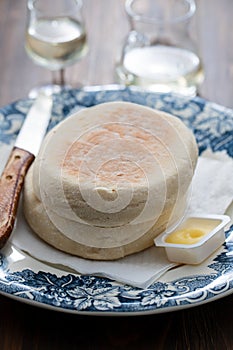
[[165, 217, 221, 245], [165, 228, 207, 245], [154, 214, 231, 265]]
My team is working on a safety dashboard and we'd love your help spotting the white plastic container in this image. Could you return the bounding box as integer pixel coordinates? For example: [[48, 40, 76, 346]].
[[154, 214, 230, 265]]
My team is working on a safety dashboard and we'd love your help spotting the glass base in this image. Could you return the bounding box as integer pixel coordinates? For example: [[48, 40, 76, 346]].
[[28, 83, 72, 99], [115, 64, 203, 98], [115, 44, 205, 99]]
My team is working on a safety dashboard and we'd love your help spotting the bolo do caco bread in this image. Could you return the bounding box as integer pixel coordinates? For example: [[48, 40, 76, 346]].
[[23, 101, 198, 260]]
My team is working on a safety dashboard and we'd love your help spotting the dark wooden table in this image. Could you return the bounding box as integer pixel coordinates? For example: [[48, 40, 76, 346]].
[[0, 1, 233, 349]]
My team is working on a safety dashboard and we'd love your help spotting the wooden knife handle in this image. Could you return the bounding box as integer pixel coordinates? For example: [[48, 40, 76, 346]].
[[0, 147, 35, 248]]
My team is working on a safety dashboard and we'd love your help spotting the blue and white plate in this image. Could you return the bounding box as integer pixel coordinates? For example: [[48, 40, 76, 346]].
[[0, 85, 233, 316]]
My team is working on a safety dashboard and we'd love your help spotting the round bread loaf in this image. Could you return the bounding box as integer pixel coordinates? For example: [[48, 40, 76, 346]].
[[23, 101, 198, 260]]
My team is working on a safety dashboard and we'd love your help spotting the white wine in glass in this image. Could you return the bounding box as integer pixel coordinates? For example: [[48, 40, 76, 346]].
[[25, 0, 88, 97]]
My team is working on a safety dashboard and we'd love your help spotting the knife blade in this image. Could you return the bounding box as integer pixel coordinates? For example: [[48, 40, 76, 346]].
[[0, 92, 53, 248]]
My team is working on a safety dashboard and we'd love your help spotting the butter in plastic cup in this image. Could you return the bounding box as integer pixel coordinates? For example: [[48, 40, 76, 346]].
[[154, 214, 231, 265]]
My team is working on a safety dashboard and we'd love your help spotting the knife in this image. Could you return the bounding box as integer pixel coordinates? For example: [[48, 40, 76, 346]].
[[0, 92, 53, 248]]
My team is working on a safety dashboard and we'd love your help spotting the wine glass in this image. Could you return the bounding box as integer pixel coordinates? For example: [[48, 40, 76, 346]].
[[25, 0, 88, 98]]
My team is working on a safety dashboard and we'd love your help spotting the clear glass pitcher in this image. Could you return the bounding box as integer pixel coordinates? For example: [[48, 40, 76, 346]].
[[116, 0, 204, 97]]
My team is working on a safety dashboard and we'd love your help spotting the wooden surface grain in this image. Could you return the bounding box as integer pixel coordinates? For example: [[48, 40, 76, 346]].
[[0, 1, 233, 349]]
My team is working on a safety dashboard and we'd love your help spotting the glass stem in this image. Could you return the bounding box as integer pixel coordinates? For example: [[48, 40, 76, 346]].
[[52, 69, 65, 86], [60, 69, 65, 86]]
